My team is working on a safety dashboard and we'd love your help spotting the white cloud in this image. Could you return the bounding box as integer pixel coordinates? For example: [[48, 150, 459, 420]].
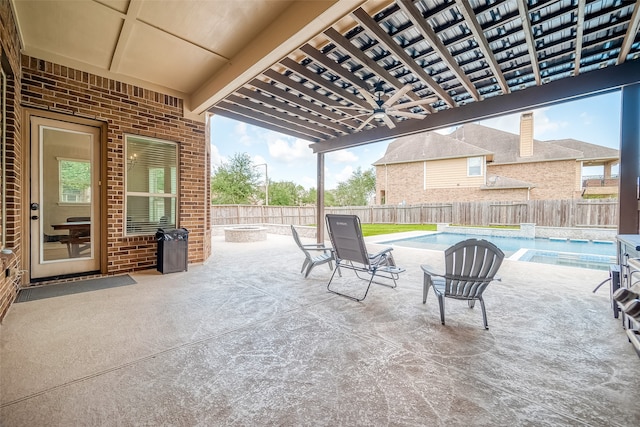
[[252, 154, 267, 166], [333, 165, 354, 183], [301, 176, 317, 188], [480, 114, 520, 134], [533, 108, 568, 136], [579, 111, 594, 126], [233, 121, 253, 146], [435, 125, 458, 135], [477, 109, 567, 138], [210, 144, 225, 170], [268, 138, 313, 163], [327, 149, 358, 163]]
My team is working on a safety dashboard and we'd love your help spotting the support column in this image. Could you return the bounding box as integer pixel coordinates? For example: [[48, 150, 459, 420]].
[[619, 83, 640, 234], [316, 153, 325, 243]]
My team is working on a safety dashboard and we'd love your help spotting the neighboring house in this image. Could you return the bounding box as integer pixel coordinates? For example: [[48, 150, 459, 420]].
[[373, 113, 619, 205]]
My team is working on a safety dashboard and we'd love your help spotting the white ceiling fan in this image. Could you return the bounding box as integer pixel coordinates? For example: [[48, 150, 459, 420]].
[[335, 82, 437, 131]]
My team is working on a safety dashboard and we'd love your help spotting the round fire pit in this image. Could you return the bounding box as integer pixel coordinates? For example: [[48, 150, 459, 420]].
[[224, 226, 267, 242]]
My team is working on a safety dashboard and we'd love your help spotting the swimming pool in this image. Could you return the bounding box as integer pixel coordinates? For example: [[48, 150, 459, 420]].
[[377, 232, 616, 270]]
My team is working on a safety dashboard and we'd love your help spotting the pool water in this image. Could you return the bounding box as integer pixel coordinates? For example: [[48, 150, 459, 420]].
[[378, 232, 616, 270], [518, 250, 614, 270]]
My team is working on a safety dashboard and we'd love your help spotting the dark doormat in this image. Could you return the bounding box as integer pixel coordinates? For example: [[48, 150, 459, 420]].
[[15, 275, 137, 302]]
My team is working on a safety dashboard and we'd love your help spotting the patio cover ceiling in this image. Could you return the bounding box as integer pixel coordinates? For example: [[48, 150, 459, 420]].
[[11, 0, 640, 153]]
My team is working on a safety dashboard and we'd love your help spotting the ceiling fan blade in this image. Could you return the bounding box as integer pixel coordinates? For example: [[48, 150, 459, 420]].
[[393, 97, 438, 109], [356, 115, 375, 131], [357, 86, 381, 109], [382, 114, 396, 129], [388, 110, 426, 120], [383, 84, 413, 108]]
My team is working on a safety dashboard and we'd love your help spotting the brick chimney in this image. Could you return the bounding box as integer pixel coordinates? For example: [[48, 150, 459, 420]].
[[519, 112, 533, 157]]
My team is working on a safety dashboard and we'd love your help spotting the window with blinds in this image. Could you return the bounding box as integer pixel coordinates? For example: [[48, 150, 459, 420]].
[[467, 156, 483, 177], [125, 135, 178, 235]]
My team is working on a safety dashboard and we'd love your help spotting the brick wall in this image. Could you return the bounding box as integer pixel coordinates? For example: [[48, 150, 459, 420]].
[[488, 160, 580, 200], [376, 158, 581, 205], [0, 0, 24, 320], [20, 56, 209, 275]]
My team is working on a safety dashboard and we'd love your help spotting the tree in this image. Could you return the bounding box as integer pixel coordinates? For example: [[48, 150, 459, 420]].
[[301, 187, 317, 205], [267, 180, 306, 206], [211, 153, 261, 204], [301, 187, 337, 206], [333, 167, 376, 206]]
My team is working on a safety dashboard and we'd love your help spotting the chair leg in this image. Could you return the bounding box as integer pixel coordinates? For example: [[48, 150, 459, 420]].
[[479, 297, 488, 330], [422, 275, 430, 304], [437, 294, 445, 325], [326, 262, 373, 302], [301, 259, 309, 274], [304, 262, 314, 278]]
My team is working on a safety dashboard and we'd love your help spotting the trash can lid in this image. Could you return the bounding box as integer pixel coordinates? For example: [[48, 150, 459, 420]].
[[156, 228, 189, 239]]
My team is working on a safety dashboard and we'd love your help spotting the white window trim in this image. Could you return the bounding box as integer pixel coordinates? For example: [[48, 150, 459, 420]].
[[467, 156, 483, 177], [124, 134, 179, 236]]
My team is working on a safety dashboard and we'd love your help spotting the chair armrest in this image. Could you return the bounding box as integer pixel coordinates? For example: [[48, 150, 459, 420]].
[[420, 265, 445, 278], [304, 246, 332, 254], [369, 247, 395, 267], [301, 243, 326, 249]]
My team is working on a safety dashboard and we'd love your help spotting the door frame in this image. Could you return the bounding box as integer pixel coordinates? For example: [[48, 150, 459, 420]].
[[22, 109, 108, 283]]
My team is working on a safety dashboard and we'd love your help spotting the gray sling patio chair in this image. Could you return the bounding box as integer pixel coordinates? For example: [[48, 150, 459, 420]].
[[325, 214, 405, 302], [421, 238, 504, 329], [291, 225, 335, 278]]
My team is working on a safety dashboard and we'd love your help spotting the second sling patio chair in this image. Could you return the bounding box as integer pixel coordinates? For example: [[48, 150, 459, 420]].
[[421, 238, 504, 329], [325, 214, 405, 301], [291, 225, 335, 278]]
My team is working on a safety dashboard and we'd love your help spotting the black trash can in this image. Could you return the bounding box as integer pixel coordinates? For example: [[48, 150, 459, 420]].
[[156, 228, 189, 274]]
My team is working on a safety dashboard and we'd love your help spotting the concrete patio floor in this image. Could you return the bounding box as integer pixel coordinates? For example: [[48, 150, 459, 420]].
[[1, 232, 639, 426]]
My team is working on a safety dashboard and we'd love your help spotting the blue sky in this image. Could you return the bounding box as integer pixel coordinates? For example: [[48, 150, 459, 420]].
[[210, 91, 621, 190]]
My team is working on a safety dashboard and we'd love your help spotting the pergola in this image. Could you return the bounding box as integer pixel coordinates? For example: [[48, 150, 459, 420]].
[[14, 0, 640, 237]]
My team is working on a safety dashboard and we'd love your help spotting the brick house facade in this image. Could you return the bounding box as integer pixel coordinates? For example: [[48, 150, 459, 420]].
[[0, 2, 210, 320], [374, 115, 618, 206]]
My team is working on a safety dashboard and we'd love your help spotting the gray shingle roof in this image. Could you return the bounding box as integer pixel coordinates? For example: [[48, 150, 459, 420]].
[[546, 138, 619, 160], [448, 124, 584, 164], [372, 131, 491, 165], [373, 123, 619, 166]]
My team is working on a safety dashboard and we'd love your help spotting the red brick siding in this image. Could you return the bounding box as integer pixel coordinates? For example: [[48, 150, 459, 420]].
[[0, 0, 24, 320], [20, 58, 209, 273], [375, 159, 580, 205], [488, 160, 581, 200]]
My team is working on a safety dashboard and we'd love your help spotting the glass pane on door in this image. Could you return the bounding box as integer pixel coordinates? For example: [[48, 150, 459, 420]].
[[41, 128, 93, 261]]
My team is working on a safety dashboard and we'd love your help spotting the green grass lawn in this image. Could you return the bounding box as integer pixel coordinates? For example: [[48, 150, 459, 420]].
[[360, 223, 437, 237]]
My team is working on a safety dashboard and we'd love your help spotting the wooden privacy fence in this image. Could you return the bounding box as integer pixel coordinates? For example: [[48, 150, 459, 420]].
[[211, 199, 618, 228]]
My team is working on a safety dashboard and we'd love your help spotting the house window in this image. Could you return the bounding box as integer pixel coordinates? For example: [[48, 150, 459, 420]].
[[58, 158, 91, 203], [467, 156, 483, 177], [125, 135, 178, 235]]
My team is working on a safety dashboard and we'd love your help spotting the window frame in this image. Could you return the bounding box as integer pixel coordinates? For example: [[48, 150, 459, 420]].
[[467, 156, 483, 177], [124, 134, 179, 237]]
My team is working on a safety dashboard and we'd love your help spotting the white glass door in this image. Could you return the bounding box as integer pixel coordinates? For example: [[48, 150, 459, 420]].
[[30, 116, 100, 279]]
